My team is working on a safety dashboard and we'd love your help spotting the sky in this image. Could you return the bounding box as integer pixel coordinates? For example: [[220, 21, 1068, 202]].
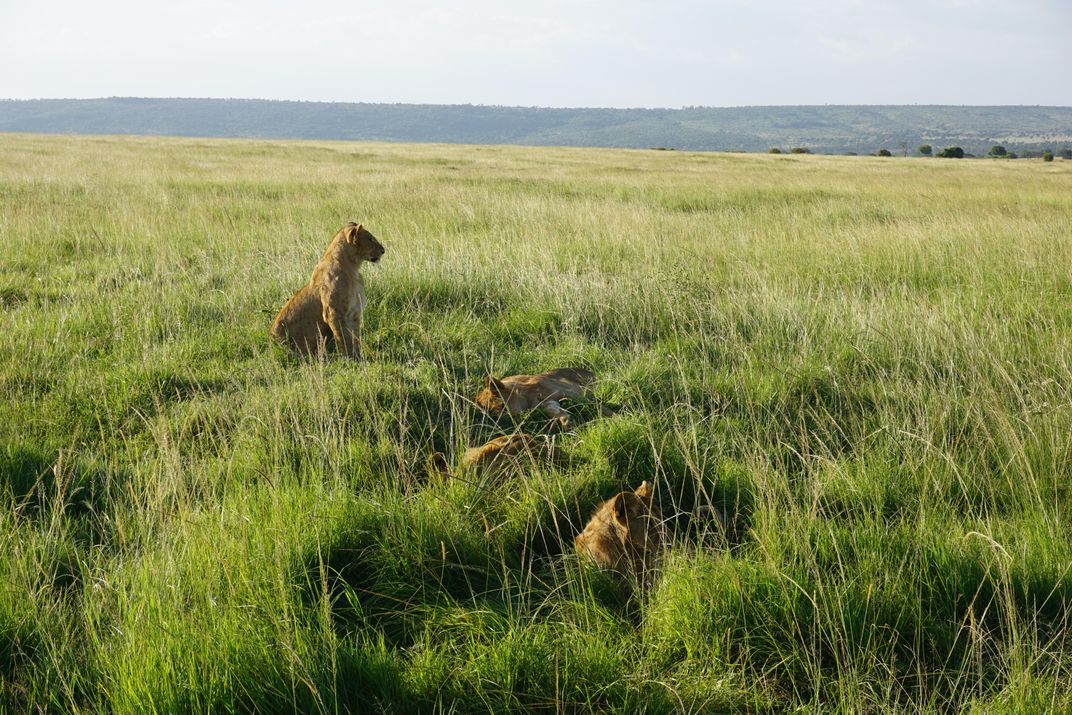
[[1, 0, 1069, 108]]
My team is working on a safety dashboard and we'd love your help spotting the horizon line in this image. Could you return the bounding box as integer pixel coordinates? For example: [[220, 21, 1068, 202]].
[[2, 97, 1071, 112]]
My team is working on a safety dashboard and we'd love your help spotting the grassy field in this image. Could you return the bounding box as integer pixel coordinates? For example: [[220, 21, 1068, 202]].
[[1, 133, 1071, 713]]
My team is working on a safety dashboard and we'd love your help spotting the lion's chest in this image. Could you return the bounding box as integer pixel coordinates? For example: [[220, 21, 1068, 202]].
[[323, 269, 365, 321], [346, 275, 366, 322]]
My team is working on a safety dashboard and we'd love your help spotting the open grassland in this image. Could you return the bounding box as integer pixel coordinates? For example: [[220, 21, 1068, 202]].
[[1, 133, 1072, 713]]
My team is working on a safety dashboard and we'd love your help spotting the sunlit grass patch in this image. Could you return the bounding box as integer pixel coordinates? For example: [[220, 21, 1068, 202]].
[[1, 133, 1070, 712]]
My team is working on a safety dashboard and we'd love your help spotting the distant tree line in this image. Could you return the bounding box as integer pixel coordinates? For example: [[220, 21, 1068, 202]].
[[912, 143, 1071, 160], [768, 142, 1068, 160]]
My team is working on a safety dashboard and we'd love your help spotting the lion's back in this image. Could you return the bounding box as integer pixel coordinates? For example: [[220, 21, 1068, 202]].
[[540, 367, 596, 386], [461, 434, 535, 479], [270, 283, 325, 351]]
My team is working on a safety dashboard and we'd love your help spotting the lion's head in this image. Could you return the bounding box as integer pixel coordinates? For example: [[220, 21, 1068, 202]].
[[575, 481, 663, 579], [474, 376, 509, 414], [342, 222, 385, 263]]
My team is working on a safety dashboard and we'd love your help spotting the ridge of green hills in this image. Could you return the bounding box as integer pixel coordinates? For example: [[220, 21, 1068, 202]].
[[2, 98, 1070, 154]]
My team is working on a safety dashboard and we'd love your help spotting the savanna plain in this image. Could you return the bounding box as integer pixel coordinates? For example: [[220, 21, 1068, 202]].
[[2, 133, 1072, 713]]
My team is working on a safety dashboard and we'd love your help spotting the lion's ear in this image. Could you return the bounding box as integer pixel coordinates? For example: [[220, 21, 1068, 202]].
[[354, 223, 364, 232], [634, 481, 651, 499], [487, 376, 505, 393], [612, 494, 631, 527]]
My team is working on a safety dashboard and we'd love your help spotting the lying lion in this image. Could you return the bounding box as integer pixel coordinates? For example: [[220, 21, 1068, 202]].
[[270, 223, 385, 358], [430, 433, 551, 484], [474, 368, 610, 428], [461, 433, 544, 482], [575, 481, 664, 589]]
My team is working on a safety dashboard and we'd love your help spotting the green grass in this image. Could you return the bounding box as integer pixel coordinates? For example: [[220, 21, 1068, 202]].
[[1, 132, 1071, 712]]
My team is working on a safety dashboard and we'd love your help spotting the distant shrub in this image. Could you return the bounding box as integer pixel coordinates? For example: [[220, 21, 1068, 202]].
[[989, 145, 1007, 157], [768, 148, 783, 154], [1043, 151, 1054, 162], [789, 147, 811, 154], [877, 149, 892, 157], [1061, 148, 1072, 160], [917, 144, 933, 156], [938, 146, 965, 158], [1007, 152, 1018, 159]]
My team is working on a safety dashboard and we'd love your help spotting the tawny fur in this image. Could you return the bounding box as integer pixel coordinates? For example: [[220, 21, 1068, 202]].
[[460, 434, 543, 483], [270, 223, 385, 358], [575, 481, 663, 587], [474, 368, 609, 428]]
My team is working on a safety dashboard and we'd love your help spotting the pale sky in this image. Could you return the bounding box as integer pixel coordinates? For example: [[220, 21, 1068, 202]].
[[1, 0, 1068, 107]]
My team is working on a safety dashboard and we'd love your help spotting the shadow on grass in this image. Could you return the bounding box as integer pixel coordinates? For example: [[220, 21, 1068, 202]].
[[0, 443, 122, 597], [0, 444, 116, 524], [0, 616, 38, 713], [299, 503, 510, 650]]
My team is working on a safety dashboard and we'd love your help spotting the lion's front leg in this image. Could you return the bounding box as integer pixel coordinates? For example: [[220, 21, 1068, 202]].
[[540, 400, 572, 429], [344, 314, 363, 359], [320, 281, 363, 359], [322, 303, 361, 359]]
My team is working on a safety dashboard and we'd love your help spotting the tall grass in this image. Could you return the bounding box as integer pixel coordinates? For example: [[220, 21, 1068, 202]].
[[1, 133, 1071, 712]]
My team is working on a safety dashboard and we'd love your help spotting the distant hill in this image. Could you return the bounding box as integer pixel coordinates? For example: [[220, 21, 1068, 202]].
[[1, 98, 1070, 155]]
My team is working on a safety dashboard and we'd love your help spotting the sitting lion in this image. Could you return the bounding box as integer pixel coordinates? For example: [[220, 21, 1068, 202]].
[[474, 368, 610, 428], [575, 481, 663, 589], [270, 223, 385, 358]]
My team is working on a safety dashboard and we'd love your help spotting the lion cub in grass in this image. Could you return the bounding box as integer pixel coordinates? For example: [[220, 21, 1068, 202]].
[[270, 223, 385, 358], [462, 434, 548, 482], [432, 434, 549, 483], [575, 481, 664, 589], [474, 368, 609, 428]]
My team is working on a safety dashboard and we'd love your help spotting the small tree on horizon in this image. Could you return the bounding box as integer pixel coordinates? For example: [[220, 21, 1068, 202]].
[[769, 147, 783, 154], [877, 149, 892, 157], [938, 146, 965, 158], [1043, 151, 1054, 162], [989, 145, 1007, 157], [918, 144, 932, 156], [1061, 148, 1072, 160], [790, 147, 811, 154]]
